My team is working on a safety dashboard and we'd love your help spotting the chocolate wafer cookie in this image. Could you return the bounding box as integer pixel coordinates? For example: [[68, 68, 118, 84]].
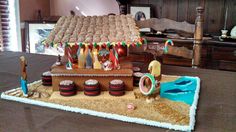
[[41, 71, 52, 86], [109, 79, 125, 96], [59, 80, 77, 96], [84, 79, 100, 96], [133, 72, 144, 87]]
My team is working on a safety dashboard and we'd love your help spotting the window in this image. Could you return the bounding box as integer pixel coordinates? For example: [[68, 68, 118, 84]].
[[0, 0, 21, 51]]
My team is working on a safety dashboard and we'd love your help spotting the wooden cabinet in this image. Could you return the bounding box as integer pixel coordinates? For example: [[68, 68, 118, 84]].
[[206, 42, 236, 71]]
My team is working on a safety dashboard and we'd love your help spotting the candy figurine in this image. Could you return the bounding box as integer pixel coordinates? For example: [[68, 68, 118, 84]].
[[77, 46, 81, 60], [102, 60, 112, 71], [148, 60, 161, 81], [86, 49, 93, 69], [99, 48, 110, 63], [55, 55, 62, 65], [20, 56, 28, 97], [93, 49, 102, 69], [139, 60, 162, 96], [78, 48, 85, 68]]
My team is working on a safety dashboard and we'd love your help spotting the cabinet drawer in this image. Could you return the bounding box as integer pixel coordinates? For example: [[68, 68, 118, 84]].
[[212, 47, 236, 61]]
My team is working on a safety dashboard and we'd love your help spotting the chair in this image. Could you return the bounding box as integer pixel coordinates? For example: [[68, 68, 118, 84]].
[[133, 7, 204, 68]]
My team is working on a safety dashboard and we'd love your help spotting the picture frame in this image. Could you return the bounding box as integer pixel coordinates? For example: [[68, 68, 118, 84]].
[[25, 22, 63, 56], [128, 4, 152, 32]]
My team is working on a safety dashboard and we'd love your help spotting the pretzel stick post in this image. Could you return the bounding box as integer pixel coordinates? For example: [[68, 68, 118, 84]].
[[20, 56, 28, 97]]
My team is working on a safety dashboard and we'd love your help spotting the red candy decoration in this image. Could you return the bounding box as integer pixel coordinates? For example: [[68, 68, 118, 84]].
[[132, 42, 135, 47]]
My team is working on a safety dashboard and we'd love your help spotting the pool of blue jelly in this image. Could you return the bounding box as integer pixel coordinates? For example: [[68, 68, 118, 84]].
[[160, 76, 198, 105]]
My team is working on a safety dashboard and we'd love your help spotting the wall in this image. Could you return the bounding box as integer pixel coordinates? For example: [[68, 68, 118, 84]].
[[128, 0, 236, 34], [50, 0, 119, 16], [19, 0, 50, 21]]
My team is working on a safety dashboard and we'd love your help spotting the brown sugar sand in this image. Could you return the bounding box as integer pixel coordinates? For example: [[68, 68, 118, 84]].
[[7, 75, 190, 126]]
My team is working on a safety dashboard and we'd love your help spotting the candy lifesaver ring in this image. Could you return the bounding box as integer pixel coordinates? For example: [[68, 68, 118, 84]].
[[139, 73, 159, 96]]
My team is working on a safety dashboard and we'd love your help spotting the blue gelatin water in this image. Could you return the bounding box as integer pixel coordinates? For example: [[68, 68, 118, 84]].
[[160, 76, 199, 105]]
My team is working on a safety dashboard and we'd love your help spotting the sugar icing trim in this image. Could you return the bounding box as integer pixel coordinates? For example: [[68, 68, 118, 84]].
[[51, 73, 132, 77], [59, 80, 73, 85], [42, 71, 52, 76], [110, 79, 123, 85], [133, 72, 144, 77], [85, 79, 98, 85]]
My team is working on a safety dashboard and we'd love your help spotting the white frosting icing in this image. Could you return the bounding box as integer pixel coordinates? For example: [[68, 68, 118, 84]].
[[133, 72, 144, 77], [110, 79, 123, 85], [42, 71, 51, 76], [59, 80, 73, 85], [85, 79, 98, 85], [133, 67, 141, 72]]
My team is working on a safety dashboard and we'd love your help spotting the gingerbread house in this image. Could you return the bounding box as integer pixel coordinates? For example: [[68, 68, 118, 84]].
[[43, 14, 146, 92]]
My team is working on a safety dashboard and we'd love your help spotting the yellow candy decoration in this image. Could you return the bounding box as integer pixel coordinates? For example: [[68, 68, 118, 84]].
[[148, 60, 161, 79]]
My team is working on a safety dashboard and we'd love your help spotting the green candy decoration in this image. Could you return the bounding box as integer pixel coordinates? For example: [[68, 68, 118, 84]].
[[50, 42, 54, 47], [94, 42, 97, 48], [136, 42, 141, 47], [65, 42, 69, 47], [107, 42, 111, 47], [122, 41, 126, 47], [41, 39, 46, 45], [79, 42, 83, 47], [144, 38, 148, 44]]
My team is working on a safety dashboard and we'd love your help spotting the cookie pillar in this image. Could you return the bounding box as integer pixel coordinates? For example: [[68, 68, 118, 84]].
[[109, 79, 125, 96], [59, 80, 76, 96], [84, 79, 100, 96], [20, 56, 28, 97], [41, 71, 52, 86]]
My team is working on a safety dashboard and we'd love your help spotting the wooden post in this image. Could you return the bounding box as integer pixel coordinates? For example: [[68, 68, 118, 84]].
[[192, 7, 204, 68]]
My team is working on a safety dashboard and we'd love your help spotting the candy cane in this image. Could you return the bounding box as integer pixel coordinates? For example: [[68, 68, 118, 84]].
[[66, 46, 73, 70], [164, 39, 174, 53]]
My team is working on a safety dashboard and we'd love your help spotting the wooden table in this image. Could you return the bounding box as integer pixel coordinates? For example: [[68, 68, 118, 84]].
[[0, 51, 236, 132]]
